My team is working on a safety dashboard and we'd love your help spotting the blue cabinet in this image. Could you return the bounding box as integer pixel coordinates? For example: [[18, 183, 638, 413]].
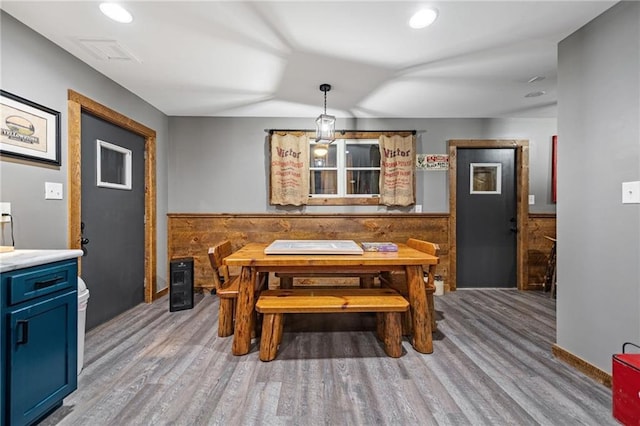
[[1, 258, 78, 426]]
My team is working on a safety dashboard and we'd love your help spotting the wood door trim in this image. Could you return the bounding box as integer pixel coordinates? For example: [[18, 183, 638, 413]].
[[448, 140, 529, 290], [67, 90, 157, 303]]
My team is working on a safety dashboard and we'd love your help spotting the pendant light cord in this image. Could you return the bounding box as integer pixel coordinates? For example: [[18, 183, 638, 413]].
[[324, 88, 327, 114]]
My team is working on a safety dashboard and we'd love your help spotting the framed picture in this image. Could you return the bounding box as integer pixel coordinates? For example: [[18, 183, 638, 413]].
[[0, 90, 61, 166]]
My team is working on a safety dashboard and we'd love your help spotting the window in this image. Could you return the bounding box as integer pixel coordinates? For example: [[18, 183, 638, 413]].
[[470, 162, 502, 194], [96, 139, 132, 190], [309, 139, 380, 199]]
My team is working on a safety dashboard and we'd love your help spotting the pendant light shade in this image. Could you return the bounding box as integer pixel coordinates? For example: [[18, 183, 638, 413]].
[[315, 84, 336, 143]]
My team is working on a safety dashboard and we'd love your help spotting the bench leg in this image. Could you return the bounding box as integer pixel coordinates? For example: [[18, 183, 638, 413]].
[[383, 312, 403, 358], [218, 297, 235, 337], [259, 313, 283, 362]]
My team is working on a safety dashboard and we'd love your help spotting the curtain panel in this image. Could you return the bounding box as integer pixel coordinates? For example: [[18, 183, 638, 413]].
[[269, 133, 309, 205], [379, 134, 415, 206]]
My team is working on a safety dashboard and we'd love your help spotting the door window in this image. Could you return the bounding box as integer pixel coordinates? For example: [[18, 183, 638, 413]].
[[470, 163, 502, 194], [96, 139, 132, 190]]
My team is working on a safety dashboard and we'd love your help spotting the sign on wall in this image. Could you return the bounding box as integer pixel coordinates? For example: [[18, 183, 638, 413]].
[[416, 154, 449, 170]]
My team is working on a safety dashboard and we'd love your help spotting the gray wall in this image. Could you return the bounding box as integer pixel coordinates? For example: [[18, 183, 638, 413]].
[[557, 1, 640, 373], [168, 116, 557, 213], [0, 12, 171, 290]]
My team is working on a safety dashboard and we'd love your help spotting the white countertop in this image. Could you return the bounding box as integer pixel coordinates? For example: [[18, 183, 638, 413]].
[[0, 249, 83, 273]]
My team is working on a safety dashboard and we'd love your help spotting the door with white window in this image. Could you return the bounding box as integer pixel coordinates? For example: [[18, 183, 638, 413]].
[[81, 112, 145, 330], [456, 148, 517, 288]]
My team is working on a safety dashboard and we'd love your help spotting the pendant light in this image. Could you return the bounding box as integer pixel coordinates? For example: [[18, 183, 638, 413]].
[[315, 84, 336, 143]]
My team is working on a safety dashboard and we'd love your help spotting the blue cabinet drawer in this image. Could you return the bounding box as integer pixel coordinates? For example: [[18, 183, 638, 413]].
[[7, 260, 77, 306]]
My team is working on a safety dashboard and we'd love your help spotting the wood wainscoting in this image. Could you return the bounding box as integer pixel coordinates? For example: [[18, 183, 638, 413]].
[[527, 213, 557, 290], [167, 213, 556, 292]]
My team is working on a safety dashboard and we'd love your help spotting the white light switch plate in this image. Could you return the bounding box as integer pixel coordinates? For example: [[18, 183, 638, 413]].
[[622, 181, 640, 204], [45, 182, 63, 200]]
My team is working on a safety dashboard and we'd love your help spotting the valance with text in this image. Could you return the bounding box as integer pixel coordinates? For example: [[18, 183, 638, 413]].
[[379, 134, 415, 206], [269, 133, 309, 205]]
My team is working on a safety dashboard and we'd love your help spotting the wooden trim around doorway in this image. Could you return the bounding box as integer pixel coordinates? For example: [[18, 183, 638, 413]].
[[448, 140, 529, 290], [67, 90, 158, 303]]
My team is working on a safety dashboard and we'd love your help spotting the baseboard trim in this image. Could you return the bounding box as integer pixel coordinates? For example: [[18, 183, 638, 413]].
[[154, 287, 169, 300], [552, 344, 611, 387]]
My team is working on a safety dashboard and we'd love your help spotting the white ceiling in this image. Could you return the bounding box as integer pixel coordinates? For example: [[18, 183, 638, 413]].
[[1, 1, 617, 118]]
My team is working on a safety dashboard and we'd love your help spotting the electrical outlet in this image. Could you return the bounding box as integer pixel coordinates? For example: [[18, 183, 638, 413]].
[[0, 202, 10, 223], [622, 181, 640, 204], [415, 204, 422, 213], [528, 195, 535, 205], [45, 182, 63, 200]]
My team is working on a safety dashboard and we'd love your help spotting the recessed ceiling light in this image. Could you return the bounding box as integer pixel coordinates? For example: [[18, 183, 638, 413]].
[[409, 8, 438, 29], [99, 3, 133, 24], [525, 90, 546, 98]]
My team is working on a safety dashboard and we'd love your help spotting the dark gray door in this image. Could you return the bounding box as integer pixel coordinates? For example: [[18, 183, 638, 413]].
[[81, 112, 145, 330], [457, 148, 516, 288]]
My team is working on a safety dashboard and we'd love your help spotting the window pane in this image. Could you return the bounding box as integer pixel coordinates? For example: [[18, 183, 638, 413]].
[[310, 170, 337, 194], [346, 143, 380, 167], [97, 139, 132, 190], [346, 170, 380, 195], [470, 163, 502, 194], [310, 144, 337, 167], [100, 145, 127, 185]]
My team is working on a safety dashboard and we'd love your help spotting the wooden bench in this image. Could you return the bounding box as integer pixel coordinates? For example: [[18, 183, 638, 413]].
[[255, 288, 409, 361]]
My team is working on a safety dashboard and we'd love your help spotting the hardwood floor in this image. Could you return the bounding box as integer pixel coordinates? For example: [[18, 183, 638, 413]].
[[41, 289, 614, 425]]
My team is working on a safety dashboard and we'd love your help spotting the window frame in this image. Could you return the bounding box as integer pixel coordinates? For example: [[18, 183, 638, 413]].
[[96, 139, 132, 190], [469, 162, 502, 194]]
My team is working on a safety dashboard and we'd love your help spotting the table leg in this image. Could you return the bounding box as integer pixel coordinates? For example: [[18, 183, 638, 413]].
[[406, 265, 433, 354], [232, 266, 257, 355]]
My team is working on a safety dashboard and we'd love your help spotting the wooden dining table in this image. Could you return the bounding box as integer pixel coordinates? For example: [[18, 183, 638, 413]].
[[223, 242, 439, 356]]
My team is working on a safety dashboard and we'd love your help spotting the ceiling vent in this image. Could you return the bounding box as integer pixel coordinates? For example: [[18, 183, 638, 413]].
[[77, 38, 140, 62]]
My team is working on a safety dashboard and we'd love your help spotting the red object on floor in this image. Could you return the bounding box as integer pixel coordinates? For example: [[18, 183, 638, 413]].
[[613, 344, 640, 425]]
